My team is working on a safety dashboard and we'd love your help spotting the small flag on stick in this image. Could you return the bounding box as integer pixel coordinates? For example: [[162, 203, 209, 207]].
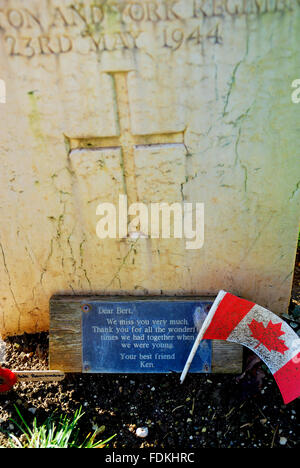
[[180, 290, 300, 404]]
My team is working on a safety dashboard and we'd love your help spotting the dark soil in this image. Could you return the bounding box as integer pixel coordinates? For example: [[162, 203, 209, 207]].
[[0, 251, 299, 449]]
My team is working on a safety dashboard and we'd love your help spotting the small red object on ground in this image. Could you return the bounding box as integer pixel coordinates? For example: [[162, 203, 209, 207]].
[[0, 368, 18, 393]]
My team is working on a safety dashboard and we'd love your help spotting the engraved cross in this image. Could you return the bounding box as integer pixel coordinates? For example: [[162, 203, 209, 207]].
[[69, 71, 186, 206]]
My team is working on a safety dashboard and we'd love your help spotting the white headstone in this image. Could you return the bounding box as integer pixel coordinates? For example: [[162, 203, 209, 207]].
[[0, 0, 299, 336]]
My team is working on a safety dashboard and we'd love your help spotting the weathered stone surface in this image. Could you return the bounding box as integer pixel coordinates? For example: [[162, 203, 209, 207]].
[[0, 0, 299, 337]]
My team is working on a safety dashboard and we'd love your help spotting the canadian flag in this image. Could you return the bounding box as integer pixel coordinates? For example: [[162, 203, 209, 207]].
[[181, 290, 300, 404]]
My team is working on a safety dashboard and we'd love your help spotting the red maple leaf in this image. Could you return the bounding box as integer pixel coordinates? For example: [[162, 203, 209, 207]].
[[248, 319, 289, 355]]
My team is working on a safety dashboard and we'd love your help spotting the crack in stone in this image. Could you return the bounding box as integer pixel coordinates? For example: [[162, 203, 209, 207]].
[[240, 213, 274, 264], [222, 31, 250, 118], [106, 239, 139, 289], [0, 240, 21, 332], [289, 181, 300, 201], [67, 228, 78, 277], [40, 238, 54, 287], [79, 238, 92, 289]]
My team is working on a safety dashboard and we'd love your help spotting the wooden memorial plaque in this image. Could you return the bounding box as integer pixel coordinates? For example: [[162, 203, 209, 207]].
[[49, 296, 242, 374]]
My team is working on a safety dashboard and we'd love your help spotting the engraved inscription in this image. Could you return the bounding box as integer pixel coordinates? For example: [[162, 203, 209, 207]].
[[0, 0, 298, 58], [82, 300, 212, 374], [4, 32, 141, 57], [163, 23, 223, 50]]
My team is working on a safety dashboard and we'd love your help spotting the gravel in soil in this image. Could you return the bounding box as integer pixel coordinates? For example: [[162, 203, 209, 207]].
[[0, 251, 299, 449]]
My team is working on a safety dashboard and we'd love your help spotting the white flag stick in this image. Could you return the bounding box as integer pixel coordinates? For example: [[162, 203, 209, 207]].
[[180, 290, 226, 384]]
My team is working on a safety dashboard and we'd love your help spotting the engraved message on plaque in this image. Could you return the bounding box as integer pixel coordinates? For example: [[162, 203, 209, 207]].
[[81, 299, 212, 373]]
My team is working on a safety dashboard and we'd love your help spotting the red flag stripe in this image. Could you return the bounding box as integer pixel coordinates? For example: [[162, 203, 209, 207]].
[[203, 292, 255, 340], [273, 353, 300, 404]]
